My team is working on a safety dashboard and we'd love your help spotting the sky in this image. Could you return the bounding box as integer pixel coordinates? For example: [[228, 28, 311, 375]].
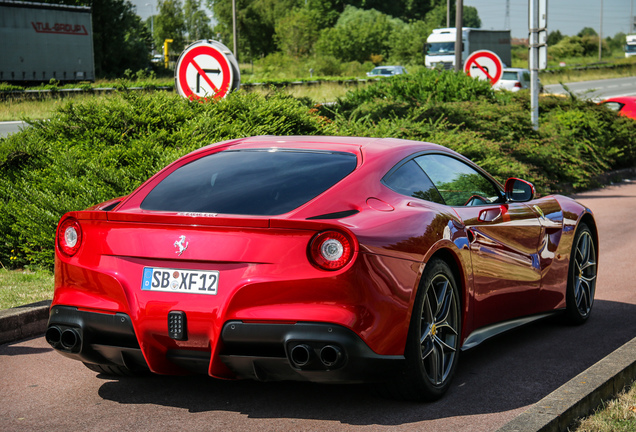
[[464, 0, 635, 39], [131, 0, 636, 39]]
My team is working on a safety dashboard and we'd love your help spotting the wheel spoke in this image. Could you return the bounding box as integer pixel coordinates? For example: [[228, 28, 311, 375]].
[[434, 334, 457, 352], [434, 279, 449, 317], [428, 345, 440, 384]]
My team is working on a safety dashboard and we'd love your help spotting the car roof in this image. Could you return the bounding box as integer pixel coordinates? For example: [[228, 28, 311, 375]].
[[502, 68, 528, 72], [190, 136, 454, 171]]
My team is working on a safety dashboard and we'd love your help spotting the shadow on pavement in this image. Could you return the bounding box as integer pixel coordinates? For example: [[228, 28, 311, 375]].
[[96, 299, 636, 426]]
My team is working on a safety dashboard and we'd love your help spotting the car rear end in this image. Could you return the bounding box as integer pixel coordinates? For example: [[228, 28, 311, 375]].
[[47, 138, 412, 383]]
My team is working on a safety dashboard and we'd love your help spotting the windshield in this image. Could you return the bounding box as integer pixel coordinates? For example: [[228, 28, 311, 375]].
[[141, 149, 357, 216], [427, 42, 456, 56], [371, 68, 394, 75]]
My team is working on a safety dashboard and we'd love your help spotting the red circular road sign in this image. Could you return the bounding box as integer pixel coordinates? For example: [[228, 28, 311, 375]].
[[175, 41, 237, 100], [464, 50, 504, 86]]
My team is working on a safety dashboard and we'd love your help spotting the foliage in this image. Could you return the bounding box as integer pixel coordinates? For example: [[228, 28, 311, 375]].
[[388, 20, 431, 65], [578, 27, 598, 38], [423, 2, 481, 29], [155, 0, 187, 53], [91, 0, 153, 77], [184, 0, 213, 41], [550, 36, 611, 59], [274, 8, 321, 57], [315, 6, 405, 63], [547, 30, 564, 46], [333, 68, 495, 116]]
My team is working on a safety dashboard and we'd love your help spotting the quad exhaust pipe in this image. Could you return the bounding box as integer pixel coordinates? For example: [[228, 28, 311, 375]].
[[288, 343, 345, 369], [45, 326, 81, 352]]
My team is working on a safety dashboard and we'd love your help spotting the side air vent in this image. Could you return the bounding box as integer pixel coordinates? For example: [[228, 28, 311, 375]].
[[306, 210, 359, 220]]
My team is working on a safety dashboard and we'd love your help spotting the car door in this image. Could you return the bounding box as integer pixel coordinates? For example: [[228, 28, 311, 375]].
[[415, 154, 543, 329]]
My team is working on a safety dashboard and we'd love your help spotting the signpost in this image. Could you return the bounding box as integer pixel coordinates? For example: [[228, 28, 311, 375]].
[[175, 40, 240, 101], [529, 0, 548, 130], [463, 50, 504, 86]]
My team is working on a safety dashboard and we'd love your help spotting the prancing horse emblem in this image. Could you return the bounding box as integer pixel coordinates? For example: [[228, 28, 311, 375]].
[[174, 235, 189, 256]]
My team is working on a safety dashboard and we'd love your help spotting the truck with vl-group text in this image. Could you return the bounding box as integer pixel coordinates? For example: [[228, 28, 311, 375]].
[[0, 0, 95, 83], [425, 27, 511, 70]]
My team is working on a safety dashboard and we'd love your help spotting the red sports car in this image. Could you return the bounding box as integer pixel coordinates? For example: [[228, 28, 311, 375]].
[[47, 136, 598, 401], [600, 96, 636, 120]]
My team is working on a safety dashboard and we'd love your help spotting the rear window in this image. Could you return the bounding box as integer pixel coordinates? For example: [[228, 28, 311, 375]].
[[502, 71, 519, 80], [141, 149, 357, 216]]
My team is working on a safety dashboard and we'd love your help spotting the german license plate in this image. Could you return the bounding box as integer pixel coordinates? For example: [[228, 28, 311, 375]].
[[141, 267, 218, 295]]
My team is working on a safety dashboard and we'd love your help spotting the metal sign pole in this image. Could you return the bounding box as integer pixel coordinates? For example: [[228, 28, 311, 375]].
[[529, 0, 539, 130], [232, 0, 238, 62]]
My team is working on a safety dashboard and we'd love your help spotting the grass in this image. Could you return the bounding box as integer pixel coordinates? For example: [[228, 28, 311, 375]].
[[0, 268, 54, 309], [0, 93, 115, 121], [572, 384, 636, 431]]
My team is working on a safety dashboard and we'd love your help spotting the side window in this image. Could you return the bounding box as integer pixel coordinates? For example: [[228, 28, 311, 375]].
[[383, 160, 444, 204], [415, 154, 501, 206]]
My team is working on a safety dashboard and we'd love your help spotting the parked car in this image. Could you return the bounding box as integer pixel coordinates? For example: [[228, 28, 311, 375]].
[[493, 67, 543, 92], [366, 65, 407, 77], [47, 136, 597, 401], [600, 96, 636, 120]]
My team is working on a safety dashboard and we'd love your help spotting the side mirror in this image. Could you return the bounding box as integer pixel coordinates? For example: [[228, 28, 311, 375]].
[[505, 178, 535, 202]]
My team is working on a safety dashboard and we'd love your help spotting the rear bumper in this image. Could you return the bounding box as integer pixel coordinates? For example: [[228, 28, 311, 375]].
[[46, 305, 149, 372], [219, 321, 404, 383], [46, 306, 404, 383]]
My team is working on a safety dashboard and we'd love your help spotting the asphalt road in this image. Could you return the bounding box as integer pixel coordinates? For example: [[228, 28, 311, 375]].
[[2, 180, 636, 432], [0, 120, 28, 138], [544, 76, 636, 101]]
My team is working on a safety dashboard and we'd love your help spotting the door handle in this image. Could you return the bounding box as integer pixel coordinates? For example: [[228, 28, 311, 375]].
[[478, 208, 502, 222]]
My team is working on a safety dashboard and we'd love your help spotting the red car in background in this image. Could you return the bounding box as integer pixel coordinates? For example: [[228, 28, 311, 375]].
[[600, 96, 636, 119], [47, 136, 598, 401]]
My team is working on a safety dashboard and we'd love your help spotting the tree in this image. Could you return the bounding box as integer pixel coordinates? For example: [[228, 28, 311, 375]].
[[421, 2, 481, 29], [315, 6, 405, 63], [155, 0, 187, 53], [91, 0, 153, 77], [547, 30, 563, 46], [578, 27, 598, 37], [275, 8, 321, 57], [184, 0, 213, 41], [389, 20, 431, 65]]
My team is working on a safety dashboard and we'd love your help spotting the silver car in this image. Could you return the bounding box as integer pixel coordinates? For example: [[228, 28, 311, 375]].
[[493, 68, 542, 92], [366, 66, 407, 77]]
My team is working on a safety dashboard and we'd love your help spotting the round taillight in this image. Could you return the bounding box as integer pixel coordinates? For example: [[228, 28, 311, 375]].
[[57, 218, 82, 257], [309, 231, 354, 271]]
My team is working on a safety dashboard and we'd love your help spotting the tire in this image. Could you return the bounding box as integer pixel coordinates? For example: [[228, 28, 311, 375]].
[[565, 223, 597, 324], [83, 362, 143, 377], [381, 258, 461, 401]]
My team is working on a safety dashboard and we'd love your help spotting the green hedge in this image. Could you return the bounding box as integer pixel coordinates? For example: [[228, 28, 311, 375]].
[[1, 70, 635, 269]]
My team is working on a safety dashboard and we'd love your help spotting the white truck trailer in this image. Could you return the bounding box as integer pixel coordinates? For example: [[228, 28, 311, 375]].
[[0, 0, 95, 83], [425, 27, 511, 70], [626, 34, 636, 58]]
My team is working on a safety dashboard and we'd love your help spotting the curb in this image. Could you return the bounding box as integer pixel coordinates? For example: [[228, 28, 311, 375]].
[[497, 336, 636, 432], [0, 300, 51, 345]]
